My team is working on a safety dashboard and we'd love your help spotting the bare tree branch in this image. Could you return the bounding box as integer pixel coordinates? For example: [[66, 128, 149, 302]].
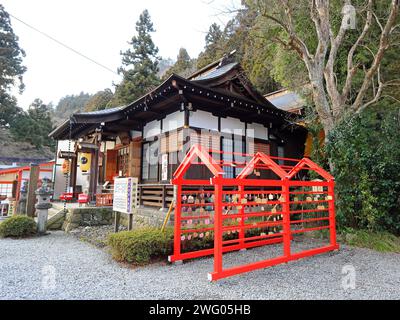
[[353, 0, 400, 112], [356, 65, 383, 113], [342, 0, 373, 103]]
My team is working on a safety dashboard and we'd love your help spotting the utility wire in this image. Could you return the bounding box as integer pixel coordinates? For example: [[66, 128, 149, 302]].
[[9, 13, 120, 77]]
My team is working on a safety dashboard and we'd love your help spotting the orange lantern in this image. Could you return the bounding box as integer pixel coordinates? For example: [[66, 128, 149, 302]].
[[62, 159, 70, 174]]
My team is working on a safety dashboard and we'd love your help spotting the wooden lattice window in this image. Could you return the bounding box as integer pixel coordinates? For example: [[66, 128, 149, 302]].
[[117, 146, 129, 177], [160, 129, 184, 154], [190, 130, 220, 150], [248, 140, 270, 156]]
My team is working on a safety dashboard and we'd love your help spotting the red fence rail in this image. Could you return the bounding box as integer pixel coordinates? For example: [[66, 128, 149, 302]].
[[168, 144, 339, 281]]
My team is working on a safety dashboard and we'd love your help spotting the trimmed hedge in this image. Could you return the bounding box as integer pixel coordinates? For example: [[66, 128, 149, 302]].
[[108, 227, 174, 264], [108, 224, 282, 264], [0, 215, 37, 238]]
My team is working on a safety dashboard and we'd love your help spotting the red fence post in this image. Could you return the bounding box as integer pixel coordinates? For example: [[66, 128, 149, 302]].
[[212, 178, 223, 277], [173, 183, 182, 262], [328, 180, 337, 247], [282, 179, 291, 257], [238, 185, 245, 246]]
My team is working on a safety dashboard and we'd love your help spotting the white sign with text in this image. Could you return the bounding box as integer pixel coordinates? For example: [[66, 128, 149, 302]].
[[113, 177, 138, 214]]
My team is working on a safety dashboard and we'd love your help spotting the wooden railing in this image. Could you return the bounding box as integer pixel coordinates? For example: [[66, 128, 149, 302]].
[[95, 184, 174, 209], [138, 184, 174, 209]]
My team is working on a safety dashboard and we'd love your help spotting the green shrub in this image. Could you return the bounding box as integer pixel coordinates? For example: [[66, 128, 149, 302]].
[[108, 227, 173, 264], [0, 215, 37, 238], [342, 229, 400, 253], [327, 102, 400, 234]]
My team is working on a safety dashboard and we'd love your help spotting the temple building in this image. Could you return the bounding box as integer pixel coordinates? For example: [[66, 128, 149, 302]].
[[49, 54, 307, 209]]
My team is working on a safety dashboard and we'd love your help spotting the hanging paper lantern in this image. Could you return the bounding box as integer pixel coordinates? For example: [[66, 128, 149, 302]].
[[181, 235, 186, 241], [187, 235, 192, 240], [268, 194, 274, 200], [79, 153, 91, 173], [199, 233, 204, 238], [61, 159, 70, 174]]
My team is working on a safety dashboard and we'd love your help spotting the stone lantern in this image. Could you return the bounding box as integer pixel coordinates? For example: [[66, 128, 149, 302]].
[[35, 178, 53, 234]]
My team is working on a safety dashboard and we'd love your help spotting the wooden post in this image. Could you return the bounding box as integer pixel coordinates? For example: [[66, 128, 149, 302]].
[[114, 211, 121, 233], [161, 185, 167, 210], [128, 214, 133, 231], [26, 164, 40, 217], [69, 153, 78, 194], [88, 148, 99, 202], [138, 185, 143, 207], [11, 180, 18, 198]]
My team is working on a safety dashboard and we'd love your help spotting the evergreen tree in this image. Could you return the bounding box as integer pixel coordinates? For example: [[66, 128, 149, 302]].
[[197, 23, 225, 69], [84, 89, 113, 112], [0, 4, 26, 127], [11, 99, 55, 150], [163, 48, 195, 79], [112, 10, 160, 105], [53, 92, 92, 122]]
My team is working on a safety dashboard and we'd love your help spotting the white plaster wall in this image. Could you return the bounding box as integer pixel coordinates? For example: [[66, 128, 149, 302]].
[[189, 110, 218, 131], [143, 120, 161, 139], [162, 111, 184, 133], [221, 117, 246, 136], [247, 123, 269, 140]]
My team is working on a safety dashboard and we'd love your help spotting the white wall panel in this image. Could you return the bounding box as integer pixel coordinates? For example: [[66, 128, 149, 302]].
[[247, 123, 269, 140], [221, 117, 245, 135], [162, 111, 184, 133], [189, 110, 218, 131], [143, 120, 161, 139]]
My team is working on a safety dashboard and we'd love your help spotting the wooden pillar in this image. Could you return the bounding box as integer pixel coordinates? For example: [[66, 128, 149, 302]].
[[11, 180, 18, 199], [161, 185, 167, 209], [114, 211, 121, 233], [69, 154, 78, 194], [127, 214, 133, 231], [88, 147, 99, 202], [26, 164, 40, 217], [138, 186, 143, 206]]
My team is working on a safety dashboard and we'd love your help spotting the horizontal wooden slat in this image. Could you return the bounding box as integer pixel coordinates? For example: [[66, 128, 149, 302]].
[[142, 201, 163, 207], [141, 196, 162, 201]]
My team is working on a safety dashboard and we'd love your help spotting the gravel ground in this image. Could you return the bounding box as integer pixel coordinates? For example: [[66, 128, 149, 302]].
[[69, 225, 127, 248], [0, 231, 399, 300]]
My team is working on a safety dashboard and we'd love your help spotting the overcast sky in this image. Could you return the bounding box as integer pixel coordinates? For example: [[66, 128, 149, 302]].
[[3, 0, 241, 109]]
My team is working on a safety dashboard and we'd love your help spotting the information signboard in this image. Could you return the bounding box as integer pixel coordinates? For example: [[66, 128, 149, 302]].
[[112, 177, 138, 214]]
